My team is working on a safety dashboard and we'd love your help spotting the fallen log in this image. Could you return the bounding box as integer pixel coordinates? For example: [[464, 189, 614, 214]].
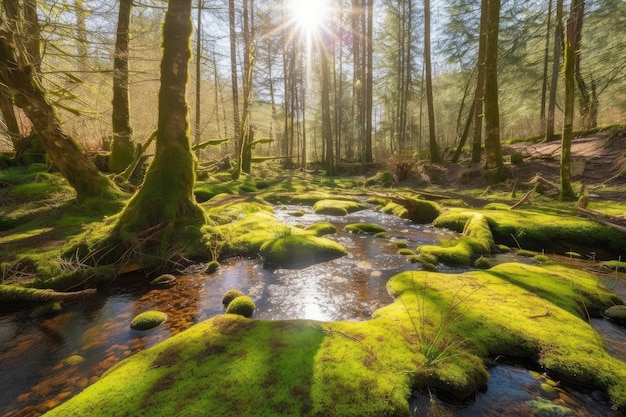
[[0, 284, 97, 303], [577, 207, 626, 233]]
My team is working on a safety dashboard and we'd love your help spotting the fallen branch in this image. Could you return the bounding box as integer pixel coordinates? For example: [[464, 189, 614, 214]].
[[510, 189, 534, 210], [577, 206, 626, 233], [0, 284, 97, 303], [529, 305, 551, 319]]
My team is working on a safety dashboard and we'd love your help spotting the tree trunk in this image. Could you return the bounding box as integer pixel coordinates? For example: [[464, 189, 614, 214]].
[[545, 0, 563, 142], [0, 15, 115, 201], [472, 0, 488, 163], [482, 0, 507, 183], [320, 38, 334, 175], [560, 0, 583, 200], [109, 0, 134, 174], [540, 0, 553, 133], [228, 0, 242, 178], [109, 0, 205, 266], [424, 0, 440, 164], [239, 0, 254, 175]]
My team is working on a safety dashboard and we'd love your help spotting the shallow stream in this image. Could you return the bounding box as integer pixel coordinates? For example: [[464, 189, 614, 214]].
[[0, 205, 624, 416]]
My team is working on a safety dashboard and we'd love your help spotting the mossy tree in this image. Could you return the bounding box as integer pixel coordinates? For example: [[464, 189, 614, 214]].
[[109, 0, 135, 174], [0, 2, 116, 201], [105, 0, 206, 265], [482, 0, 509, 184]]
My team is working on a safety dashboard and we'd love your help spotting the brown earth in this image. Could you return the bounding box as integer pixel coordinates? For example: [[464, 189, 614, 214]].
[[418, 127, 626, 200]]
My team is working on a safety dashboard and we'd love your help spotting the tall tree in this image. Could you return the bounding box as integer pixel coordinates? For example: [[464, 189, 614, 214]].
[[545, 0, 563, 142], [109, 0, 134, 174], [0, 0, 115, 201], [560, 0, 584, 199], [228, 0, 242, 178], [108, 0, 205, 266], [482, 0, 507, 182], [424, 0, 440, 163], [472, 0, 488, 163]]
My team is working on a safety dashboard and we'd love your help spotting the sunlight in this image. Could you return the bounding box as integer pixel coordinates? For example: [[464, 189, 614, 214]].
[[288, 0, 328, 36]]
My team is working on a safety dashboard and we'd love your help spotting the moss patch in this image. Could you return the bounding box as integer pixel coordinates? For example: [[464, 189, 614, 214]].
[[345, 222, 386, 235], [313, 199, 368, 216], [304, 222, 337, 236], [225, 296, 256, 318], [605, 305, 626, 325], [260, 234, 347, 268], [44, 262, 626, 416], [130, 311, 168, 330]]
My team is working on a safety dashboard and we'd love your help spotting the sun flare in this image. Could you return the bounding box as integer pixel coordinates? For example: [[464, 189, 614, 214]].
[[288, 0, 328, 36]]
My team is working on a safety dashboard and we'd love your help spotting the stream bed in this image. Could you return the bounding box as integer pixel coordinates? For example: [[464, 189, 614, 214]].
[[1, 206, 625, 416]]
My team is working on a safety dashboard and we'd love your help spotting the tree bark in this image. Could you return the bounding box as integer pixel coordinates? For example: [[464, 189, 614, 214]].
[[228, 0, 242, 178], [424, 0, 440, 164], [109, 0, 205, 266], [545, 0, 563, 142], [483, 0, 507, 183], [0, 14, 115, 201], [472, 0, 488, 163], [560, 0, 584, 200], [110, 0, 134, 174]]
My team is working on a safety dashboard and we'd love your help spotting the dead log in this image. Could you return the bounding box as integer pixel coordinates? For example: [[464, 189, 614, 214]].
[[577, 207, 626, 233], [0, 284, 97, 303], [510, 190, 534, 209]]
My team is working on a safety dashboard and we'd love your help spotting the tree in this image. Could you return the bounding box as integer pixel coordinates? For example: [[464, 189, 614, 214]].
[[228, 0, 242, 179], [109, 0, 135, 174], [545, 0, 563, 142], [482, 0, 507, 182], [560, 0, 584, 200], [424, 0, 440, 163], [105, 0, 206, 268], [0, 0, 116, 201]]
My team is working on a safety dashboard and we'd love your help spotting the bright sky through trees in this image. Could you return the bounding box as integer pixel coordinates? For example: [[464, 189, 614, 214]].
[[287, 0, 329, 37]]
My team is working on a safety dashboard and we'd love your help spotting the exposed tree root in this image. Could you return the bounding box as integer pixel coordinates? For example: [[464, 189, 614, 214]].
[[0, 284, 97, 303]]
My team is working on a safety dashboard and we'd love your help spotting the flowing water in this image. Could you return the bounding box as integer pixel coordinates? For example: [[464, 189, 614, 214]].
[[0, 206, 624, 416]]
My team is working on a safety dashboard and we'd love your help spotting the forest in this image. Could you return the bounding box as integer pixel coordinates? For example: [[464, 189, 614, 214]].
[[1, 0, 626, 416]]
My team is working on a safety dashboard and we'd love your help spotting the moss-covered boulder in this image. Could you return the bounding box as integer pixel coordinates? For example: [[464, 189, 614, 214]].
[[364, 170, 396, 187], [260, 234, 347, 268], [421, 212, 494, 266], [381, 198, 440, 224], [313, 199, 368, 216], [604, 305, 626, 325], [225, 296, 256, 318], [304, 222, 337, 236], [344, 222, 386, 235], [222, 289, 245, 307], [130, 311, 167, 330]]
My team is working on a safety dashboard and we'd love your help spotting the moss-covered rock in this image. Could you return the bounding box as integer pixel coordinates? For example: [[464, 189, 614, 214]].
[[381, 197, 441, 224], [205, 260, 220, 274], [420, 212, 494, 266], [225, 296, 256, 318], [222, 289, 245, 307], [260, 234, 347, 268], [313, 199, 368, 216], [344, 222, 386, 235], [364, 170, 396, 187], [604, 305, 626, 325], [130, 311, 167, 330], [304, 222, 337, 236]]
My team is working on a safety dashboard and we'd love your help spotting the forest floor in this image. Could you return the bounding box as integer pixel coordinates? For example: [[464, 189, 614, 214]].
[[428, 127, 626, 199]]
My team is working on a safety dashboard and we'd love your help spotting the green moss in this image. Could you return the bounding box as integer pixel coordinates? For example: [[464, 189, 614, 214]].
[[304, 222, 337, 236], [473, 256, 492, 269], [345, 222, 386, 235], [206, 260, 220, 273], [259, 234, 347, 268], [420, 213, 494, 266], [394, 241, 408, 249], [604, 305, 626, 325], [601, 260, 626, 272], [193, 184, 233, 203], [313, 199, 368, 216], [398, 248, 416, 256], [364, 170, 396, 187], [225, 296, 256, 318], [130, 311, 167, 330], [381, 198, 440, 224], [222, 289, 245, 307], [44, 262, 626, 416]]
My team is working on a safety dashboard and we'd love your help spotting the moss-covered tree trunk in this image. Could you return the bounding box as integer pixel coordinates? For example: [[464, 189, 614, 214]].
[[109, 0, 135, 174], [482, 0, 508, 184], [560, 1, 583, 200], [0, 15, 115, 201], [109, 0, 205, 264]]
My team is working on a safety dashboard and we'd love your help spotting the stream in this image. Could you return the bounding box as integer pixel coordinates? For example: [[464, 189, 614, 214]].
[[0, 205, 624, 416]]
